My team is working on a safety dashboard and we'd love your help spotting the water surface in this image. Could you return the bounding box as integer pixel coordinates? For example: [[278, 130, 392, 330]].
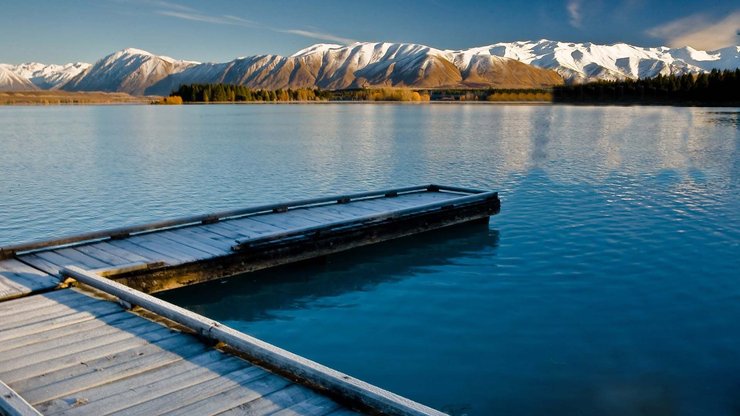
[[1, 104, 739, 415]]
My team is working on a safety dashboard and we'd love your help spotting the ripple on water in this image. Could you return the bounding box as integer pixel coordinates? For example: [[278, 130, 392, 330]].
[[2, 105, 739, 415]]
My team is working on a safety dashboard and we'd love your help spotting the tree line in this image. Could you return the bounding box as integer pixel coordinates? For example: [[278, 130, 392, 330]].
[[167, 71, 740, 105], [169, 84, 553, 103], [172, 84, 330, 102], [553, 69, 740, 105]]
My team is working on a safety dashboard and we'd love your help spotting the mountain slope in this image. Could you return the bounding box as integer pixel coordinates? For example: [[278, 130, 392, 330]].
[[0, 66, 38, 91], [2, 41, 738, 93], [471, 40, 740, 83], [62, 48, 197, 95], [147, 42, 563, 95], [7, 62, 90, 89]]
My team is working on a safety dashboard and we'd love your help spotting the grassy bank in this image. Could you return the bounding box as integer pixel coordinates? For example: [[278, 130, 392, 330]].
[[0, 91, 151, 105]]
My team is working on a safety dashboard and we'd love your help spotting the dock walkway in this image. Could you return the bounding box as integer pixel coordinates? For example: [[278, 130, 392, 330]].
[[0, 185, 500, 415], [1, 286, 359, 416], [0, 185, 499, 295]]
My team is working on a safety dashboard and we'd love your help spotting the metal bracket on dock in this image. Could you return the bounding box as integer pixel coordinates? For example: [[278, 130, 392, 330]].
[[109, 232, 130, 240], [0, 249, 15, 260], [201, 216, 220, 224]]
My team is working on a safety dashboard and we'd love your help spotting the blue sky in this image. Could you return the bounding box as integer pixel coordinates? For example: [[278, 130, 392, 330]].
[[1, 0, 738, 64]]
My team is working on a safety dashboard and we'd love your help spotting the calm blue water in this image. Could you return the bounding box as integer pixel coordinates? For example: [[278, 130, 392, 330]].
[[1, 105, 739, 415]]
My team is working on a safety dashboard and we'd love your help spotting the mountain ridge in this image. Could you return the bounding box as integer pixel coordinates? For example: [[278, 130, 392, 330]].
[[1, 40, 738, 95]]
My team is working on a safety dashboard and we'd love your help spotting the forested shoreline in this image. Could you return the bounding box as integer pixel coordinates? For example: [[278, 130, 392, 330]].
[[553, 69, 739, 105], [158, 71, 740, 105], [165, 84, 552, 103]]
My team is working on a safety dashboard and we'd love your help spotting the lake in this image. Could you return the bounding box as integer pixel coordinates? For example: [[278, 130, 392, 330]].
[[1, 104, 739, 415]]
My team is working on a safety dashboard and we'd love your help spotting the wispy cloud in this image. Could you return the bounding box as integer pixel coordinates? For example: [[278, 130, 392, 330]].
[[647, 11, 740, 50], [153, 1, 355, 45], [151, 1, 197, 13], [567, 0, 583, 28], [156, 10, 251, 26], [277, 29, 356, 45]]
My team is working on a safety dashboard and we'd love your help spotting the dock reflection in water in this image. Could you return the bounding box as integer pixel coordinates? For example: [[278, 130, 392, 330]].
[[159, 222, 499, 323]]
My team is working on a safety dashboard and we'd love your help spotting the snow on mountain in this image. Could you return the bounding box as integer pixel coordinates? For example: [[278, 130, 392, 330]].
[[7, 62, 91, 89], [62, 48, 198, 95], [147, 42, 563, 94], [463, 40, 740, 83], [0, 66, 38, 91], [2, 41, 738, 93]]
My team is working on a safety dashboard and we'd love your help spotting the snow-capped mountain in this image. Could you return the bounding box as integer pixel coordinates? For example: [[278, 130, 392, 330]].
[[5, 62, 90, 89], [146, 42, 563, 95], [0, 66, 38, 91], [1, 41, 738, 94], [473, 40, 740, 83], [62, 48, 198, 95]]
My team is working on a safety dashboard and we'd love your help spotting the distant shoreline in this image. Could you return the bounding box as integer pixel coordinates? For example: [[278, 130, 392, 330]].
[[0, 90, 152, 105], [2, 90, 737, 107]]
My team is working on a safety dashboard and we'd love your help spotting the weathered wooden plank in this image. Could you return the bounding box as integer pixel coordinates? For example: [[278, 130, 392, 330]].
[[1, 324, 176, 384], [0, 380, 42, 416], [5, 327, 183, 387], [37, 350, 246, 415], [214, 384, 324, 416], [62, 267, 449, 416], [0, 276, 29, 299], [116, 237, 195, 264], [225, 217, 285, 234], [248, 213, 323, 231], [72, 245, 135, 267], [200, 221, 255, 240], [0, 289, 84, 315], [0, 259, 58, 291], [0, 315, 142, 364], [106, 366, 269, 416], [0, 301, 124, 343], [18, 253, 66, 276], [269, 395, 341, 416], [127, 234, 210, 263], [319, 204, 380, 218], [157, 230, 230, 257], [0, 295, 106, 331], [21, 335, 208, 405], [287, 208, 351, 223], [105, 240, 178, 265], [54, 248, 112, 269], [89, 241, 152, 264], [400, 191, 461, 204], [168, 227, 236, 252], [0, 316, 162, 376], [0, 310, 135, 354], [0, 278, 57, 300], [353, 197, 414, 210], [160, 373, 292, 416], [29, 251, 86, 272]]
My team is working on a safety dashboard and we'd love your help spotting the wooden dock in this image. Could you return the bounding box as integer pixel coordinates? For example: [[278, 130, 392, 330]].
[[0, 184, 500, 415], [0, 185, 499, 294]]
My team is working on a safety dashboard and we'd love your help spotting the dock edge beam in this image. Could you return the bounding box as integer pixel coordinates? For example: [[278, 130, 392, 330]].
[[0, 381, 42, 416]]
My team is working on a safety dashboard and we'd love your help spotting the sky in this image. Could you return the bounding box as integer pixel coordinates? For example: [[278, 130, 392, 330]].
[[1, 0, 739, 64]]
